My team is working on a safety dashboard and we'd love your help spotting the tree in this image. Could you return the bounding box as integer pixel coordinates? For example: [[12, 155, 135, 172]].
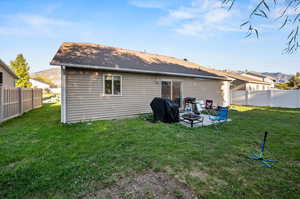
[[223, 0, 300, 53], [275, 82, 291, 90], [288, 72, 300, 88], [10, 54, 32, 88]]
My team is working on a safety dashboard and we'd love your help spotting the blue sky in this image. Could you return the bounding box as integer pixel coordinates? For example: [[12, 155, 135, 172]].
[[0, 0, 298, 74]]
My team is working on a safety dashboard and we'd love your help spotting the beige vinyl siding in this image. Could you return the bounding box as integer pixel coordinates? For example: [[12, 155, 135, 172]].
[[0, 66, 15, 88], [65, 67, 228, 123]]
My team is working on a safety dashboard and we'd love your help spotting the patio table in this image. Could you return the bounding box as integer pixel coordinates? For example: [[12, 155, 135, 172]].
[[181, 113, 204, 127]]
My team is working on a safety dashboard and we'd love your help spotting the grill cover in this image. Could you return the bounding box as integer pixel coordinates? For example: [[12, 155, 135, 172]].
[[150, 97, 179, 123]]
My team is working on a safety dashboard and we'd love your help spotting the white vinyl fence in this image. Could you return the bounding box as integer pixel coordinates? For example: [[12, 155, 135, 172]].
[[231, 90, 300, 108]]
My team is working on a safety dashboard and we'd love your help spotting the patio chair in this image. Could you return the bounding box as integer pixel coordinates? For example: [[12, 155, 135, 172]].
[[205, 100, 213, 109], [205, 100, 218, 115], [209, 107, 229, 129]]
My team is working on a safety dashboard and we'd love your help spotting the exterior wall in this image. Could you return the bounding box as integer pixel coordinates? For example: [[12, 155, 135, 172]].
[[231, 80, 271, 91], [246, 83, 270, 91], [64, 67, 229, 123], [242, 73, 275, 88], [0, 66, 15, 88]]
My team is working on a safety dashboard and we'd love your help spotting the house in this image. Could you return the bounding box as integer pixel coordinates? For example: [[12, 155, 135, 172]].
[[224, 71, 272, 91], [30, 78, 51, 90], [50, 42, 231, 123], [241, 71, 276, 88], [0, 59, 18, 87]]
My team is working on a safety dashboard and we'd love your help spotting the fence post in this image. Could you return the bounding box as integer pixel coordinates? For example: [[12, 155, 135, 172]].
[[40, 89, 43, 107], [269, 90, 273, 107], [298, 90, 300, 108], [245, 90, 249, 106], [19, 87, 23, 115], [0, 87, 3, 122], [230, 90, 232, 105], [31, 88, 34, 109]]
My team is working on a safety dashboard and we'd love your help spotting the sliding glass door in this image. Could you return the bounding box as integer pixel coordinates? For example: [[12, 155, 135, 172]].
[[161, 81, 172, 99], [161, 81, 182, 107], [172, 81, 182, 107]]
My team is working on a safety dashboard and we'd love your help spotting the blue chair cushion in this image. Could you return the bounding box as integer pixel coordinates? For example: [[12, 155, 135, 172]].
[[209, 107, 229, 121]]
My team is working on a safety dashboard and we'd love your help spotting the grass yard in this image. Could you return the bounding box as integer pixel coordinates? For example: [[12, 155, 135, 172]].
[[0, 103, 299, 198]]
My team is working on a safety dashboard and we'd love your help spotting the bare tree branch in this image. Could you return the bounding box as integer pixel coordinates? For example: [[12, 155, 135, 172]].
[[223, 0, 300, 54]]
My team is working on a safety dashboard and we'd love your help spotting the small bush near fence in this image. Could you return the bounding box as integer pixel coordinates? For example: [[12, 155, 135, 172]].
[[0, 87, 42, 122]]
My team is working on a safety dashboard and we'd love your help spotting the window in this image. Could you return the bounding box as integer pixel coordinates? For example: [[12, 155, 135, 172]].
[[0, 72, 2, 85], [104, 74, 122, 95], [172, 81, 182, 107], [161, 80, 182, 107], [161, 81, 171, 99]]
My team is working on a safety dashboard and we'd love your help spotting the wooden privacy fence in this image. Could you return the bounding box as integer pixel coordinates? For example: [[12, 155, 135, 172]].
[[0, 87, 42, 122]]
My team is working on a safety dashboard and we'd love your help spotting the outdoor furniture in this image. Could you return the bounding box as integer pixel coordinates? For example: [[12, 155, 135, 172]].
[[205, 100, 213, 109], [150, 97, 179, 123], [181, 113, 204, 127], [184, 97, 196, 110], [209, 107, 229, 128]]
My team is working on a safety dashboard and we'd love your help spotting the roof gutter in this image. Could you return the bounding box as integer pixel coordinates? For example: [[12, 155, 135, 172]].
[[51, 62, 230, 81]]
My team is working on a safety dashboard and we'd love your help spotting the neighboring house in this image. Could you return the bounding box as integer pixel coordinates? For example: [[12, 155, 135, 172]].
[[30, 78, 61, 93], [0, 59, 18, 87], [241, 71, 276, 88], [30, 78, 51, 90], [51, 42, 231, 123], [224, 72, 272, 91]]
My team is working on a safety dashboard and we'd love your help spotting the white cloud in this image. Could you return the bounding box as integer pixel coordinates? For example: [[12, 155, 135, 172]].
[[203, 8, 231, 23], [175, 21, 204, 36], [157, 0, 240, 37], [0, 14, 74, 37], [18, 14, 72, 26], [129, 0, 169, 9]]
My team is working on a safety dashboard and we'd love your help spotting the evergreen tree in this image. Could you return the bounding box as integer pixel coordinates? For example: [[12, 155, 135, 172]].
[[288, 73, 300, 89], [10, 54, 32, 88]]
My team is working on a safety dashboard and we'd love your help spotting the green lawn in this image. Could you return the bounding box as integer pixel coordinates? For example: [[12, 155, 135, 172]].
[[0, 104, 299, 198]]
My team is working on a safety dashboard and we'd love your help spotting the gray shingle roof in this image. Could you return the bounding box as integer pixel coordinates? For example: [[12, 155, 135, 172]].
[[225, 72, 271, 85], [50, 42, 228, 80]]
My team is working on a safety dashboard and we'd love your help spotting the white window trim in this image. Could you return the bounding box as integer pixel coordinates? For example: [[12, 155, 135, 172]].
[[103, 74, 122, 96]]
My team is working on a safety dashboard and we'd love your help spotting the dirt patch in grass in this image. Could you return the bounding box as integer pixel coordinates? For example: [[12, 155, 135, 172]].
[[83, 172, 198, 199]]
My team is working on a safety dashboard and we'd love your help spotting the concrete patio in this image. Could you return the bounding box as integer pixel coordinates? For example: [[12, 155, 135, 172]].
[[179, 113, 232, 128]]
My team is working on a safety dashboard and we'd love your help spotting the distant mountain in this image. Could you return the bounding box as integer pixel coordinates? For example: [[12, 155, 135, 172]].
[[262, 72, 293, 83], [31, 67, 61, 87]]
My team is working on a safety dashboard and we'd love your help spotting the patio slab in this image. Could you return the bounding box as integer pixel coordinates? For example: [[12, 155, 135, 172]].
[[179, 113, 231, 128]]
